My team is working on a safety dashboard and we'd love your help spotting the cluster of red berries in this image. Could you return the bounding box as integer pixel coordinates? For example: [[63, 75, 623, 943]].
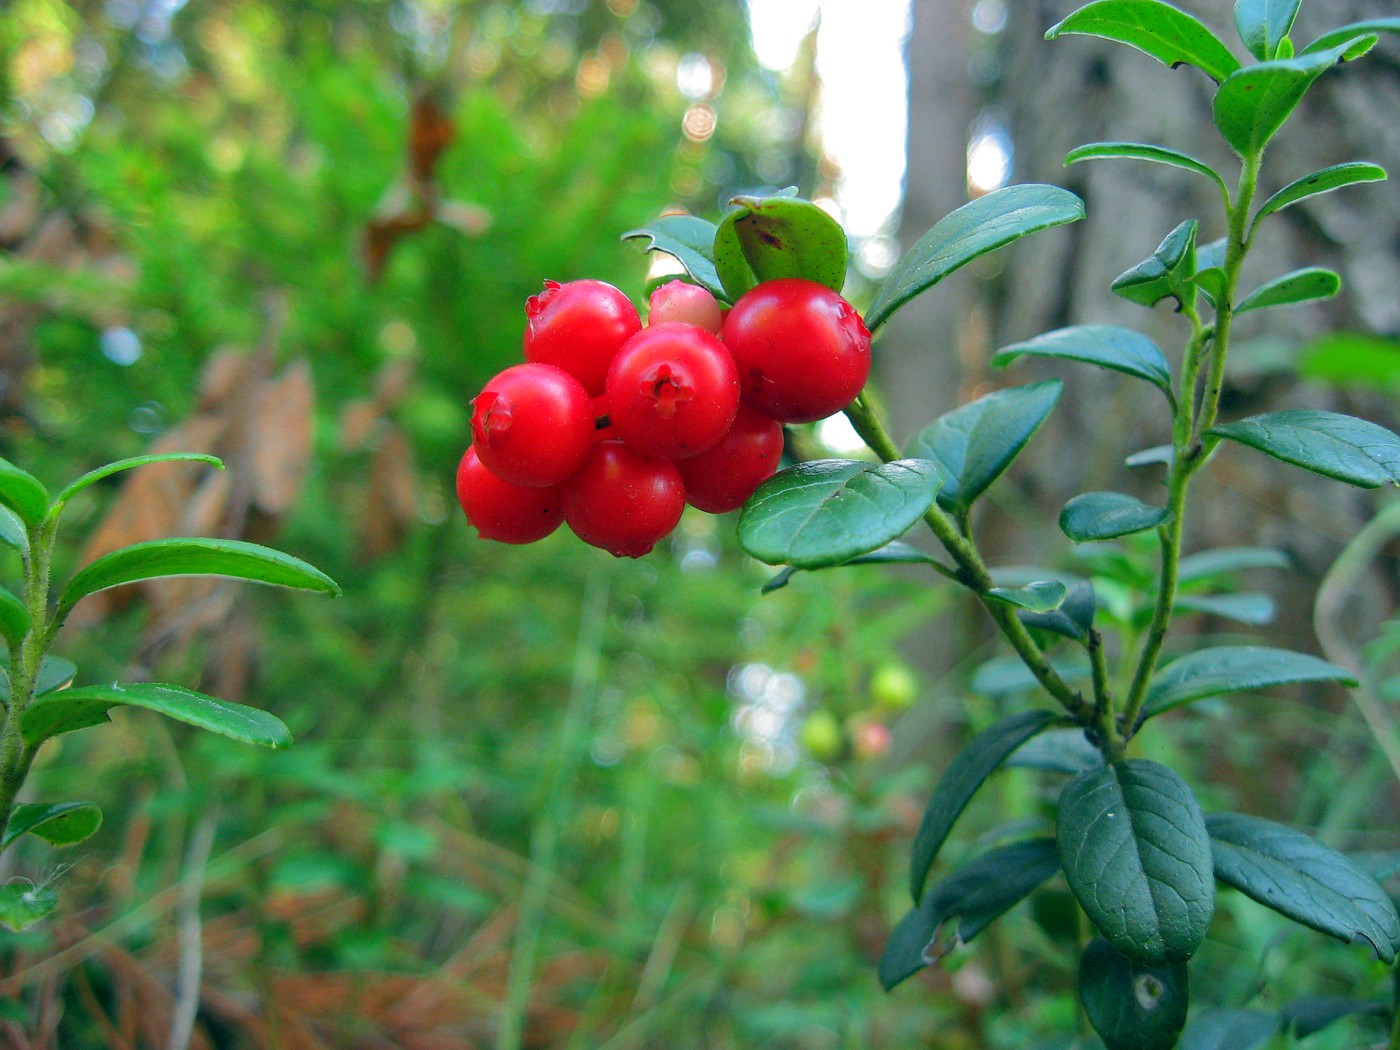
[[456, 276, 871, 557]]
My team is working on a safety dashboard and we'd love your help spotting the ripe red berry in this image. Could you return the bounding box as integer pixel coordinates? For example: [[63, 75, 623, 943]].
[[648, 280, 723, 334], [605, 322, 739, 461], [470, 363, 596, 487], [676, 404, 783, 513], [523, 279, 642, 395], [455, 447, 564, 544], [562, 442, 686, 558], [721, 278, 871, 424]]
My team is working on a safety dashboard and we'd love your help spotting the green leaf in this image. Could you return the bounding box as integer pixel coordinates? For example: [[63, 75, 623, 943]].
[[0, 505, 26, 556], [1178, 546, 1289, 583], [1205, 409, 1400, 488], [2, 801, 102, 848], [622, 214, 726, 300], [910, 709, 1063, 901], [1236, 267, 1340, 315], [1207, 813, 1400, 961], [866, 185, 1083, 331], [0, 457, 49, 527], [1111, 219, 1199, 310], [1079, 937, 1189, 1050], [712, 193, 848, 301], [1234, 0, 1300, 61], [987, 580, 1068, 613], [738, 459, 941, 570], [0, 586, 29, 647], [0, 881, 57, 932], [1299, 332, 1400, 393], [1021, 580, 1097, 643], [1058, 759, 1214, 965], [1061, 492, 1172, 543], [1251, 162, 1386, 235], [58, 537, 343, 616], [22, 682, 293, 749], [758, 541, 953, 594], [1143, 646, 1356, 719], [1174, 593, 1275, 625], [970, 654, 1091, 698], [880, 839, 1060, 990], [51, 453, 223, 514], [1177, 1007, 1278, 1050], [1302, 19, 1400, 57], [1282, 996, 1389, 1038], [1045, 0, 1242, 83], [1008, 728, 1105, 775], [34, 656, 76, 696], [905, 382, 1063, 513], [1064, 142, 1228, 197], [993, 325, 1173, 399], [1126, 445, 1174, 470], [1212, 46, 1350, 158]]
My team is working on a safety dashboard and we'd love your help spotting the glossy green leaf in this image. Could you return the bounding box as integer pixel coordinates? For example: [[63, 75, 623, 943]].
[[713, 193, 847, 301], [759, 541, 954, 594], [905, 382, 1062, 512], [1046, 0, 1242, 83], [1111, 219, 1199, 309], [1020, 580, 1097, 643], [1061, 492, 1171, 543], [1178, 546, 1289, 583], [866, 185, 1083, 331], [1206, 409, 1400, 488], [0, 882, 57, 932], [1282, 997, 1389, 1038], [1177, 1007, 1278, 1050], [0, 586, 29, 647], [1234, 0, 1300, 61], [52, 453, 223, 513], [993, 325, 1173, 399], [987, 580, 1067, 613], [1207, 812, 1400, 961], [58, 537, 343, 616], [881, 839, 1060, 990], [0, 505, 26, 556], [22, 682, 293, 749], [1064, 142, 1228, 196], [1142, 646, 1356, 719], [1174, 593, 1275, 625], [1058, 759, 1214, 965], [0, 457, 49, 527], [2, 801, 102, 848], [2, 655, 78, 706], [1236, 267, 1340, 315], [1212, 46, 1350, 158], [1126, 445, 1174, 470], [1302, 19, 1400, 56], [1008, 728, 1105, 775], [738, 459, 941, 570], [910, 709, 1063, 901], [1252, 162, 1386, 235], [1079, 937, 1189, 1050], [622, 214, 726, 300]]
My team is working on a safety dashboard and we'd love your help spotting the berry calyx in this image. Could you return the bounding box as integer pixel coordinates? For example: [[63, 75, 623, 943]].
[[562, 442, 686, 558], [523, 279, 642, 395], [676, 404, 783, 513], [470, 362, 596, 487], [721, 278, 871, 424], [648, 279, 723, 334], [455, 447, 564, 544]]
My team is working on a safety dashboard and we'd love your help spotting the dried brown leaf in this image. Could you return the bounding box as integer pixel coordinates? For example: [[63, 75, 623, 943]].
[[251, 359, 314, 515]]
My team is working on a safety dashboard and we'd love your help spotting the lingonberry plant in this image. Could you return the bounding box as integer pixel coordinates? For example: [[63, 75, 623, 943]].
[[459, 1, 1400, 1045], [0, 453, 339, 932]]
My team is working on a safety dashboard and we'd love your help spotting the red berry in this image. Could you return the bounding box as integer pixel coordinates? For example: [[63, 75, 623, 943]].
[[523, 279, 642, 395], [677, 404, 783, 513], [648, 280, 723, 334], [721, 278, 871, 424], [605, 322, 739, 461], [470, 363, 596, 487], [455, 447, 564, 544], [562, 442, 686, 558]]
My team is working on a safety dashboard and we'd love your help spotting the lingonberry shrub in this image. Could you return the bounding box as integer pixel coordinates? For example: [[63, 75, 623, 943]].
[[522, 278, 641, 395]]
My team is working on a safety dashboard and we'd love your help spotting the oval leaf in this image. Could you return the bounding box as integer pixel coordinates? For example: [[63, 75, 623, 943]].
[[1061, 492, 1171, 542], [1111, 219, 1199, 310], [0, 882, 57, 932], [622, 214, 726, 300], [1177, 546, 1289, 583], [1212, 46, 1349, 158], [713, 194, 847, 301], [760, 541, 954, 594], [1177, 1007, 1278, 1050], [880, 839, 1060, 990], [2, 801, 102, 848], [0, 457, 48, 527], [1206, 409, 1400, 488], [1020, 580, 1098, 643], [738, 459, 941, 570], [906, 382, 1063, 512], [993, 325, 1173, 399], [1058, 759, 1214, 965], [970, 654, 1092, 699], [910, 709, 1063, 901], [1302, 19, 1400, 56], [1235, 0, 1301, 61], [1251, 162, 1386, 235], [987, 580, 1068, 613], [866, 185, 1083, 331], [52, 453, 223, 513], [23, 682, 293, 749], [1065, 142, 1228, 196], [1079, 937, 1189, 1050], [1046, 0, 1242, 83], [1143, 646, 1355, 720], [0, 505, 27, 555], [1237, 267, 1340, 316], [1207, 812, 1400, 961], [1174, 593, 1276, 626], [0, 586, 29, 648], [59, 537, 343, 615]]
